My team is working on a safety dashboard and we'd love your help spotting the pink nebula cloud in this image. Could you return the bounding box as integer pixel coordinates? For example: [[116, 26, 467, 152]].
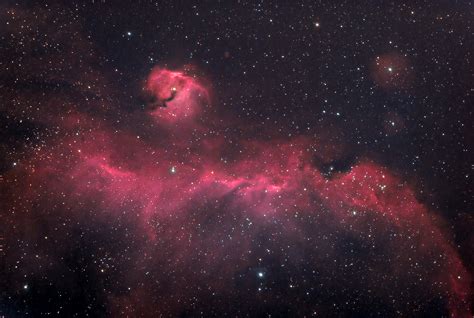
[[3, 66, 471, 317]]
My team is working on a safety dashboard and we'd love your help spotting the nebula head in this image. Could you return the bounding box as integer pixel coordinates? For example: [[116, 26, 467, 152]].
[[144, 66, 210, 125]]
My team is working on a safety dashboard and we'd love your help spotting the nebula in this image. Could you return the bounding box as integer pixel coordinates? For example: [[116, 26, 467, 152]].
[[2, 65, 471, 317], [144, 66, 210, 125], [370, 53, 414, 90]]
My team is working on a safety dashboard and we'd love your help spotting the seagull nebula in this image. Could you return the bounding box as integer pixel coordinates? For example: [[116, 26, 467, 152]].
[[1, 2, 472, 317]]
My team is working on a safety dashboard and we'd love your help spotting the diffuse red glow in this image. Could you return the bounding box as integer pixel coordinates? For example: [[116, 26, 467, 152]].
[[370, 53, 414, 89], [8, 67, 471, 317]]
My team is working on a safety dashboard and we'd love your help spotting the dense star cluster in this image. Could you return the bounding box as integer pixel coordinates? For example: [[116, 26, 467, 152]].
[[1, 1, 472, 317]]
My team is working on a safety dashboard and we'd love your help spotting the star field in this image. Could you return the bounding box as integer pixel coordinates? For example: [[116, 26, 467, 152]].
[[0, 1, 472, 317]]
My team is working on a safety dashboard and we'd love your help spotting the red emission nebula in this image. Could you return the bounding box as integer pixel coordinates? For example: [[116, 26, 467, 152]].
[[3, 66, 472, 317]]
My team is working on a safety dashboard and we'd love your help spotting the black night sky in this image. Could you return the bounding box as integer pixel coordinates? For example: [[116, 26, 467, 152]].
[[1, 1, 473, 317]]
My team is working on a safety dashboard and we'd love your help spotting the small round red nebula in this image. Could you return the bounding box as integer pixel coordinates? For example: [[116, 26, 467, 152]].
[[370, 53, 414, 89]]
